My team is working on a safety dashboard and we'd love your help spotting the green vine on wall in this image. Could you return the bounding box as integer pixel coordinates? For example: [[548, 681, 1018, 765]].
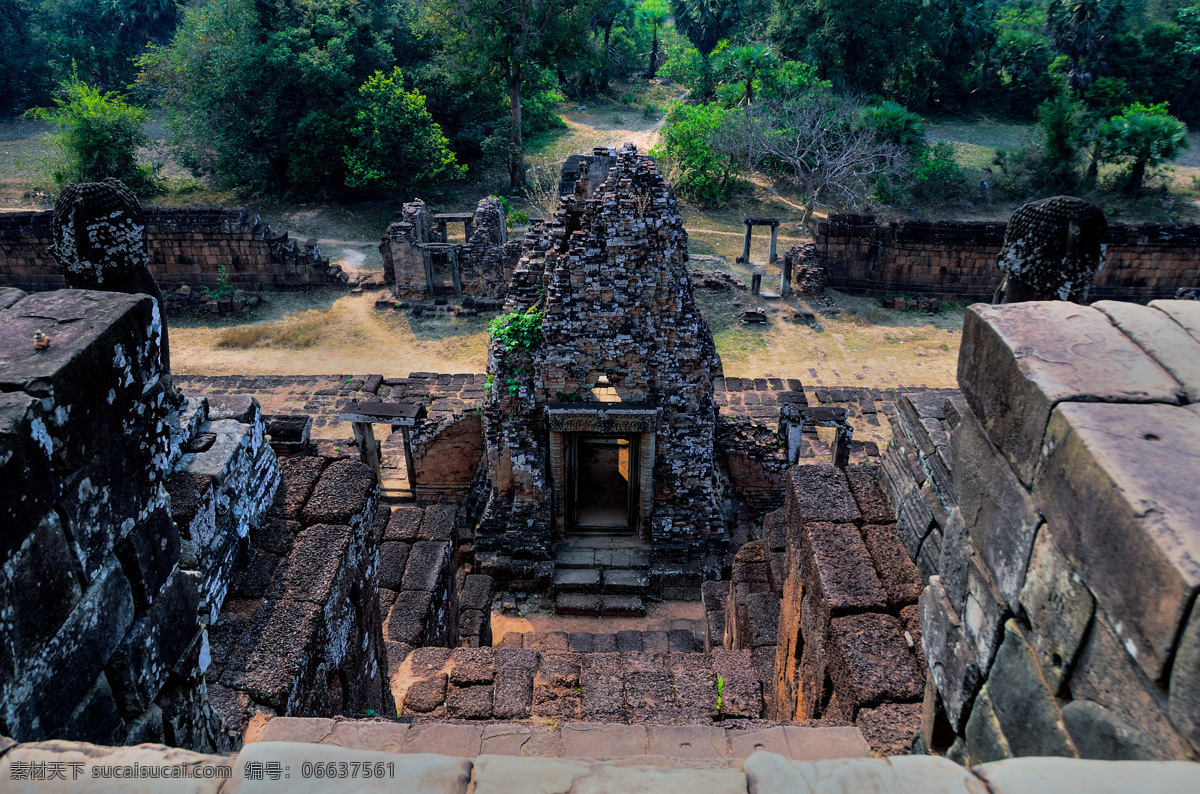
[[489, 307, 544, 352]]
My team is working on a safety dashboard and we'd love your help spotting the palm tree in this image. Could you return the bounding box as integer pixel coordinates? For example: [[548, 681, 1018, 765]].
[[719, 43, 777, 105], [673, 0, 741, 57], [1046, 0, 1129, 92], [1097, 105, 1189, 194], [637, 0, 671, 78]]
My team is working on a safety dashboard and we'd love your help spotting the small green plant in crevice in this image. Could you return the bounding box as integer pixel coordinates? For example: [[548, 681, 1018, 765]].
[[716, 675, 725, 712], [489, 307, 544, 352], [201, 266, 236, 301]]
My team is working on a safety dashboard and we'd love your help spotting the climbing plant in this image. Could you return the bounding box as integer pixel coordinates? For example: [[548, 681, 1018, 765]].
[[488, 307, 544, 351]]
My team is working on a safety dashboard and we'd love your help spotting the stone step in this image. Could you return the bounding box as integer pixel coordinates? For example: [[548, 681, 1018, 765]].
[[553, 593, 648, 617], [251, 716, 876, 766], [552, 568, 601, 592], [602, 567, 649, 594], [500, 626, 704, 653], [551, 545, 650, 570]]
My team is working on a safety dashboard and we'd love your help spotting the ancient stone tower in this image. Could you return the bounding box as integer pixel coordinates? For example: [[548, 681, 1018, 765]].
[[476, 145, 726, 577]]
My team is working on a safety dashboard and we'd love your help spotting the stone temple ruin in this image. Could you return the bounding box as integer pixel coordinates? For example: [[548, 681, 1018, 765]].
[[2, 155, 1200, 791]]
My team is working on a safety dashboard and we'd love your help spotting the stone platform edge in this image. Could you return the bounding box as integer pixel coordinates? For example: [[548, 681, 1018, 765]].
[[3, 728, 1200, 793]]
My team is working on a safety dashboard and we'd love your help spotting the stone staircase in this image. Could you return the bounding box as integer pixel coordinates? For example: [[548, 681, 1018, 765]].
[[550, 542, 651, 616]]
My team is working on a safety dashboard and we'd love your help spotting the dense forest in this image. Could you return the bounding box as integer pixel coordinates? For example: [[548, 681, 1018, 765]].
[[3, 0, 1197, 205]]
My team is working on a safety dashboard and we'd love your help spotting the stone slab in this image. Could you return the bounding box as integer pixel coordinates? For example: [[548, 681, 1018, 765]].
[[561, 723, 647, 759], [958, 302, 1182, 485], [742, 752, 989, 794], [230, 743, 470, 793], [1094, 300, 1200, 402], [973, 756, 1200, 794], [1034, 401, 1200, 680]]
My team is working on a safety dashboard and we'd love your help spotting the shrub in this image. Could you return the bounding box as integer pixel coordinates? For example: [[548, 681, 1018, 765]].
[[28, 74, 160, 195], [909, 142, 969, 203], [860, 101, 926, 153], [489, 307, 544, 351], [650, 101, 740, 204]]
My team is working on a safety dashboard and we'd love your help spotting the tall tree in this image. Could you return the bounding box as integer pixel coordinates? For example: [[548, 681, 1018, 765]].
[[425, 0, 576, 188], [637, 0, 671, 78], [673, 0, 740, 57], [1097, 101, 1189, 193], [1046, 0, 1131, 92], [718, 43, 777, 105]]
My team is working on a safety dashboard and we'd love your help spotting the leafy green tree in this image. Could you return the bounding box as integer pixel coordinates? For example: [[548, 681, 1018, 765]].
[[139, 0, 395, 192], [424, 0, 579, 188], [344, 68, 465, 192], [717, 43, 777, 105], [29, 74, 160, 194], [1097, 100, 1190, 193], [987, 5, 1055, 115], [650, 101, 740, 202], [672, 0, 740, 97], [768, 0, 935, 101], [0, 1, 46, 115], [909, 142, 970, 203], [673, 0, 740, 56], [860, 101, 927, 153], [1036, 93, 1087, 189], [1046, 0, 1130, 92], [637, 0, 671, 77]]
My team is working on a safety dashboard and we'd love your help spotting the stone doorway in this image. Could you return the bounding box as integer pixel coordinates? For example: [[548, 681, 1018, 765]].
[[572, 434, 637, 533]]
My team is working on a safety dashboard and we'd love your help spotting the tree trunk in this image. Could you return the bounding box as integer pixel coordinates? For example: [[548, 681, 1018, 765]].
[[648, 26, 659, 78], [1126, 157, 1147, 195], [745, 74, 753, 105], [1084, 143, 1100, 190], [600, 25, 613, 91], [506, 62, 526, 189]]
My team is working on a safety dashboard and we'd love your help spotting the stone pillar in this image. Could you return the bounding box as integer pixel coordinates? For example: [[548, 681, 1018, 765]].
[[351, 422, 380, 481], [450, 248, 462, 298], [780, 250, 793, 297], [464, 219, 474, 241], [751, 271, 762, 296], [422, 249, 434, 298], [436, 220, 448, 243], [638, 431, 655, 540], [741, 223, 753, 263], [400, 425, 418, 492], [769, 223, 779, 264], [549, 430, 566, 537]]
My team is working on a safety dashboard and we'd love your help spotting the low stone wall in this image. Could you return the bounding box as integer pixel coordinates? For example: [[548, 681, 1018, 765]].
[[0, 289, 217, 749], [0, 208, 340, 293], [880, 300, 1200, 764], [817, 214, 1200, 301]]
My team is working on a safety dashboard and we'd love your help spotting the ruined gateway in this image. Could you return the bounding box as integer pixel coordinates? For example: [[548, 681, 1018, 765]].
[[2, 146, 1200, 789]]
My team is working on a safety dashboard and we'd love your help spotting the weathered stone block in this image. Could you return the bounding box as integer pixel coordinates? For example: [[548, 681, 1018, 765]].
[[845, 465, 895, 524], [402, 541, 448, 592], [106, 567, 200, 715], [532, 652, 582, 719], [270, 456, 326, 519], [1070, 612, 1193, 760], [669, 652, 718, 718], [919, 577, 980, 731], [280, 524, 351, 603], [115, 506, 182, 608], [0, 512, 81, 665], [986, 619, 1078, 758], [60, 672, 126, 746], [460, 574, 494, 611], [377, 541, 410, 590], [386, 590, 433, 644], [301, 458, 376, 526], [964, 686, 1013, 765], [1035, 402, 1200, 681], [1094, 300, 1200, 402], [1062, 699, 1162, 760], [1170, 599, 1200, 752], [952, 407, 1039, 612], [895, 484, 937, 562], [1150, 299, 1200, 344], [856, 702, 923, 757], [861, 523, 923, 610], [445, 684, 493, 719], [581, 652, 625, 719], [802, 522, 888, 615], [711, 648, 762, 719], [384, 505, 423, 541], [961, 556, 1007, 682], [746, 591, 781, 648], [785, 463, 861, 525], [827, 613, 923, 717], [419, 502, 457, 541], [493, 648, 537, 719], [1019, 523, 1094, 690], [221, 598, 322, 710], [0, 393, 57, 561], [957, 302, 1182, 485], [448, 647, 495, 686], [624, 651, 674, 718], [1, 555, 135, 741]]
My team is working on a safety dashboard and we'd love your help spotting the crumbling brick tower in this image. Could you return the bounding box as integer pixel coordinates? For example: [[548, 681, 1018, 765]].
[[476, 145, 727, 579]]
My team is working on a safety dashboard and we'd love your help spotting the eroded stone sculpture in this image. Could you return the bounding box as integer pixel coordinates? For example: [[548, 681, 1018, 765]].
[[50, 177, 172, 369], [994, 195, 1108, 303]]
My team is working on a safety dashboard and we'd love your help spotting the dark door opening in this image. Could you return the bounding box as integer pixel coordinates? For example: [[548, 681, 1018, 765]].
[[571, 434, 637, 534]]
